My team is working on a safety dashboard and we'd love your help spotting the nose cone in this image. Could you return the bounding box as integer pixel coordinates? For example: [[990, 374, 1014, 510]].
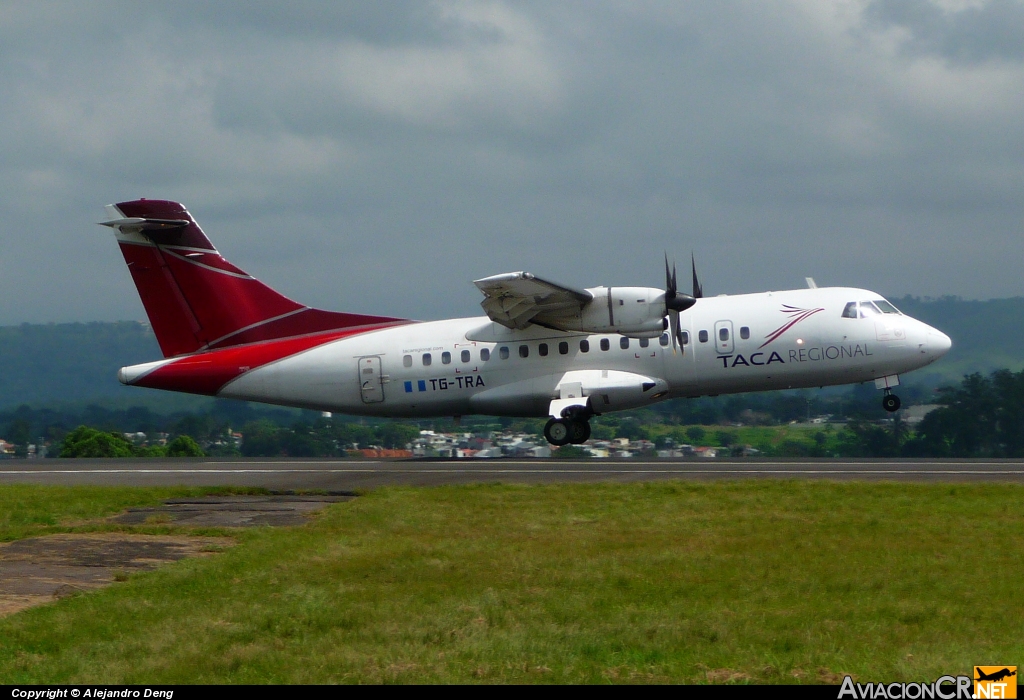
[[926, 327, 952, 359]]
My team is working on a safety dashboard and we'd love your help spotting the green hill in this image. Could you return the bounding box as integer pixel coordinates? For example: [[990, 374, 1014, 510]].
[[0, 322, 172, 410], [0, 297, 1021, 410], [894, 296, 1024, 382]]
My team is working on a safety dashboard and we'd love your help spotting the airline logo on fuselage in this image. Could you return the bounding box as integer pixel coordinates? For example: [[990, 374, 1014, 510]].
[[760, 304, 825, 348], [718, 344, 873, 369]]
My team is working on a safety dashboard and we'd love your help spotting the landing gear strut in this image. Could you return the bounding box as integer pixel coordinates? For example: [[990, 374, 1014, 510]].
[[544, 416, 592, 446], [882, 391, 901, 413]]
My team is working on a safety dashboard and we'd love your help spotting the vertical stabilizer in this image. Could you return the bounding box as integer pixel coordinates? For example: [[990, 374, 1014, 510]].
[[103, 199, 408, 358]]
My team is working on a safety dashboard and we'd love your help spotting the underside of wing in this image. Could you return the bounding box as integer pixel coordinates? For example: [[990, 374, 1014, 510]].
[[473, 272, 594, 330]]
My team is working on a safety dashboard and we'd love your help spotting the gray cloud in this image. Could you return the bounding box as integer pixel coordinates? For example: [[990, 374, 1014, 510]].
[[1, 0, 1023, 327], [867, 0, 1024, 64]]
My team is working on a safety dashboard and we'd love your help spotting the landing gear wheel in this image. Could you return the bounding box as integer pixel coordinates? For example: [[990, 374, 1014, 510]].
[[569, 420, 591, 444], [544, 418, 572, 446], [882, 394, 901, 412]]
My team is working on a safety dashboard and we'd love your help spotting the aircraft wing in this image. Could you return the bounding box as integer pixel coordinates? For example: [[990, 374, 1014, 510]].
[[473, 272, 594, 330]]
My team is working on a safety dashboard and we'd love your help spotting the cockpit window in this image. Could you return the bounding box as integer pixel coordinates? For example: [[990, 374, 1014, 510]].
[[874, 299, 901, 315], [858, 301, 882, 317], [843, 300, 898, 318]]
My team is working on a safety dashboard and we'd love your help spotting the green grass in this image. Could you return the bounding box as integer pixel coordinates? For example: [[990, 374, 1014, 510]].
[[1, 482, 1022, 683], [0, 485, 267, 541]]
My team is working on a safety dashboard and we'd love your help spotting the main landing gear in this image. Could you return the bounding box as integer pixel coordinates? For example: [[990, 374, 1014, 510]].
[[882, 390, 901, 413], [544, 416, 592, 446]]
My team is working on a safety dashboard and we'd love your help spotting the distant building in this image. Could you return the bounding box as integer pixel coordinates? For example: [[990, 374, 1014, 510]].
[[902, 404, 940, 424]]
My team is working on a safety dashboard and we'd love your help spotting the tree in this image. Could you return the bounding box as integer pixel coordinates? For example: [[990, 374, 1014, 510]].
[[685, 426, 706, 443], [836, 419, 901, 458], [59, 426, 134, 458], [552, 445, 588, 459], [240, 421, 284, 457], [377, 422, 419, 449], [7, 417, 32, 446], [166, 435, 204, 457]]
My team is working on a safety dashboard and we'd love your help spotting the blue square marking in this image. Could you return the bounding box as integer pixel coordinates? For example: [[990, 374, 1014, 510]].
[[404, 381, 413, 393], [418, 380, 426, 392]]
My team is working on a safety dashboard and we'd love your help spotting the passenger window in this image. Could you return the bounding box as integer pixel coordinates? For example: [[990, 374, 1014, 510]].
[[600, 338, 610, 351], [698, 330, 709, 343], [659, 333, 669, 347], [640, 337, 649, 348], [539, 343, 548, 356], [461, 349, 470, 363], [580, 339, 590, 353], [519, 345, 529, 358], [842, 302, 858, 319], [481, 348, 490, 361], [559, 341, 569, 355], [620, 337, 630, 350], [422, 353, 432, 366], [403, 355, 412, 367], [719, 328, 729, 342], [740, 327, 749, 340], [499, 346, 510, 360], [442, 351, 451, 365]]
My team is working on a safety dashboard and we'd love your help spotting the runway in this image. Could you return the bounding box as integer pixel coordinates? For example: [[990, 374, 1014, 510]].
[[2, 458, 1024, 489]]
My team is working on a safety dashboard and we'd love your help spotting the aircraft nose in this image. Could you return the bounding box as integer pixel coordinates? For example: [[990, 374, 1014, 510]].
[[926, 328, 952, 358]]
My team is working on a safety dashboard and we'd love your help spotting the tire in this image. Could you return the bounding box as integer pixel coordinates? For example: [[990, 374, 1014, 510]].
[[569, 420, 591, 444], [544, 418, 572, 446], [882, 394, 901, 412]]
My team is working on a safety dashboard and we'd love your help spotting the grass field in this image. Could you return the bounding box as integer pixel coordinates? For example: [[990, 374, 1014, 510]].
[[0, 481, 1021, 684]]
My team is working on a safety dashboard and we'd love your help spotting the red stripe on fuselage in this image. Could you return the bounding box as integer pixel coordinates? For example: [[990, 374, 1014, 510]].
[[128, 323, 410, 395]]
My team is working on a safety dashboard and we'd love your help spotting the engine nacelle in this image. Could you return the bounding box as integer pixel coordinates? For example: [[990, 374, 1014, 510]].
[[557, 286, 667, 338]]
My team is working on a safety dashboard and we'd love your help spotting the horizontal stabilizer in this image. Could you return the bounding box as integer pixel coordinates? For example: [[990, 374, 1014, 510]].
[[99, 217, 190, 231]]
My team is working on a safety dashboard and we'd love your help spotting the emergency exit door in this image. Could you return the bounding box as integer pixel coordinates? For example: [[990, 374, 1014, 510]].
[[714, 320, 734, 355], [358, 356, 385, 403]]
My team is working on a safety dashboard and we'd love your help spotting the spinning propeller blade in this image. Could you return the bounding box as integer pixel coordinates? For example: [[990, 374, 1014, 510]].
[[664, 253, 697, 355], [691, 253, 703, 299]]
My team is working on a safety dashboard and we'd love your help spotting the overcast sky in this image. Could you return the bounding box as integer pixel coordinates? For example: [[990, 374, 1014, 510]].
[[2, 0, 1023, 325]]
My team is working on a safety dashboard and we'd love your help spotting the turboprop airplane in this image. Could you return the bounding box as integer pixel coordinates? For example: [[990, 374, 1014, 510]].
[[102, 199, 952, 446]]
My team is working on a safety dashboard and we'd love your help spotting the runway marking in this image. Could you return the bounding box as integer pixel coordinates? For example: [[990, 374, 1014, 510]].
[[202, 460, 1024, 467], [3, 469, 1024, 475]]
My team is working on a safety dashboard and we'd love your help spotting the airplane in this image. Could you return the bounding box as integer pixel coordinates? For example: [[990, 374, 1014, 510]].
[[975, 668, 1016, 683], [101, 199, 952, 446]]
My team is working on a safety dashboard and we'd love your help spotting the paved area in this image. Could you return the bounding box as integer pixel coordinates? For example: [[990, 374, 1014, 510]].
[[2, 458, 1024, 488], [0, 533, 232, 617], [110, 494, 353, 527], [0, 494, 349, 617]]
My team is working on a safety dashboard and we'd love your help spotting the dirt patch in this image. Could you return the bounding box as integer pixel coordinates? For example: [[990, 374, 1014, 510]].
[[0, 495, 353, 618], [0, 533, 232, 617], [109, 494, 353, 527]]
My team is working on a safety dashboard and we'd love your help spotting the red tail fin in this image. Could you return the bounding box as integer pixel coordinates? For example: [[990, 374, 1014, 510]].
[[103, 199, 408, 357]]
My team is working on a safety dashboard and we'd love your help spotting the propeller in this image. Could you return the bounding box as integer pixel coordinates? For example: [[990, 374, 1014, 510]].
[[691, 253, 703, 299], [664, 254, 698, 354]]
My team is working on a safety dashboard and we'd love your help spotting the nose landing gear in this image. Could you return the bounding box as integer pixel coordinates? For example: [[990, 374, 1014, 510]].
[[882, 390, 901, 413], [544, 416, 592, 446], [876, 374, 902, 413]]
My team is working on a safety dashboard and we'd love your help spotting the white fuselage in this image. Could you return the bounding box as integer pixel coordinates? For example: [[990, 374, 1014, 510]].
[[212, 287, 951, 418]]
